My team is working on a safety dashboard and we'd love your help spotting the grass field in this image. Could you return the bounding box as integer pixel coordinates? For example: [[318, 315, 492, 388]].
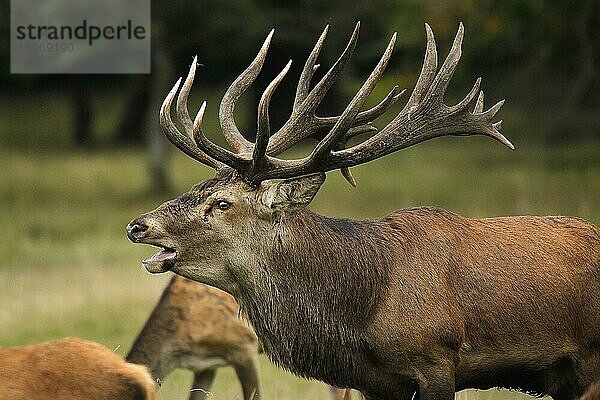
[[1, 137, 598, 399]]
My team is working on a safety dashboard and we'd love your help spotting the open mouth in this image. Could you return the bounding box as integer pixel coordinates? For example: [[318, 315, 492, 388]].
[[142, 246, 177, 274]]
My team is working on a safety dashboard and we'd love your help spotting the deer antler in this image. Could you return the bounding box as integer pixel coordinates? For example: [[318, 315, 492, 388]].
[[266, 22, 403, 156], [218, 30, 275, 154], [159, 57, 223, 170], [160, 23, 513, 186]]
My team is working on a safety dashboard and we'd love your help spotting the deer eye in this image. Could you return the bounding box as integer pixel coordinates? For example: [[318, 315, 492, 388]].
[[216, 200, 231, 211]]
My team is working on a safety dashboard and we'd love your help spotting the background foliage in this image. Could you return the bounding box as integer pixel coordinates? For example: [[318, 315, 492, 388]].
[[0, 1, 598, 399], [0, 0, 598, 152]]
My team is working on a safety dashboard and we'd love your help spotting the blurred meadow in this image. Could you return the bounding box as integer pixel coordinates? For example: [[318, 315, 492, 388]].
[[1, 0, 599, 399]]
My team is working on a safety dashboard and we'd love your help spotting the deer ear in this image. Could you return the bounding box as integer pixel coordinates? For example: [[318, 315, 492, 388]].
[[263, 173, 325, 211]]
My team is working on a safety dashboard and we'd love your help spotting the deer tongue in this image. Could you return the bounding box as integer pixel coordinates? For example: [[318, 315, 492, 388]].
[[143, 248, 176, 264], [142, 248, 177, 274]]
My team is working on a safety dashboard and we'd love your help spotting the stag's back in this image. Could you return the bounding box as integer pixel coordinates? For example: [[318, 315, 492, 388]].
[[383, 207, 600, 328]]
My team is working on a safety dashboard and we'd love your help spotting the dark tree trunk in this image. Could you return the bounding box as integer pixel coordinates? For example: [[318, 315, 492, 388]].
[[145, 26, 172, 193], [115, 75, 152, 143], [568, 0, 595, 108], [71, 82, 94, 148]]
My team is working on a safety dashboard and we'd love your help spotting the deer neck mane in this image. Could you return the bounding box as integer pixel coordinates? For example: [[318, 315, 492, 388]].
[[236, 209, 394, 384]]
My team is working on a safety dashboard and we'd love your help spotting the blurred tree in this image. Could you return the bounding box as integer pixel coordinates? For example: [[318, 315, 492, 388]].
[[150, 0, 405, 138], [70, 80, 94, 148], [0, 0, 8, 77], [145, 21, 173, 192], [114, 75, 151, 144]]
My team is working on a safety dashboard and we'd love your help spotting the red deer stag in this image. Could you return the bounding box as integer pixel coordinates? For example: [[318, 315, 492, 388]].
[[0, 337, 156, 400], [126, 276, 260, 400], [127, 22, 600, 400]]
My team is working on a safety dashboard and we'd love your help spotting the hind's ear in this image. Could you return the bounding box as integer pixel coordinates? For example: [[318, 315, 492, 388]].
[[262, 173, 325, 211]]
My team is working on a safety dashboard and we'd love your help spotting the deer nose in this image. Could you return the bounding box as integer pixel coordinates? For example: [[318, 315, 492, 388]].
[[126, 221, 149, 242]]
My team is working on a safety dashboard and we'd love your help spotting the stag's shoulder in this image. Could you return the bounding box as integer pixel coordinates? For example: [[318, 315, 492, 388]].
[[378, 207, 469, 240], [384, 206, 467, 224]]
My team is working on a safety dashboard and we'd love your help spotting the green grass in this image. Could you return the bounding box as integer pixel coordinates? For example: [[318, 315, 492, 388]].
[[0, 138, 598, 399]]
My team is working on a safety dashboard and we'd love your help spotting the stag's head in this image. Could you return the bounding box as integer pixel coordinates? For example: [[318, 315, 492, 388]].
[[127, 23, 512, 291]]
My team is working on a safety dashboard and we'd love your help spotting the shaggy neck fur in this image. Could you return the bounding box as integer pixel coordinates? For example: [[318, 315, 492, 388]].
[[237, 209, 396, 387]]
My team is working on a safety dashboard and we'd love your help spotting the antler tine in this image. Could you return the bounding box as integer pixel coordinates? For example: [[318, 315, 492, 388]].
[[176, 56, 198, 133], [424, 22, 464, 105], [266, 22, 361, 155], [253, 60, 293, 168], [159, 74, 222, 169], [315, 86, 404, 132], [482, 100, 513, 148], [311, 32, 397, 159], [404, 23, 438, 110], [353, 86, 405, 122], [192, 102, 250, 169], [219, 30, 275, 153], [451, 79, 512, 149], [295, 22, 360, 120], [293, 25, 329, 110], [474, 90, 485, 113], [449, 77, 481, 113]]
